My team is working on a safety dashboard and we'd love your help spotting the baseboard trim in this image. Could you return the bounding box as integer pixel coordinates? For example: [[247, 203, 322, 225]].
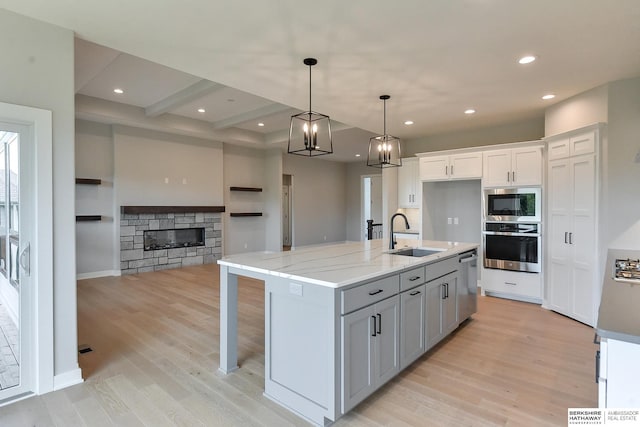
[[77, 270, 121, 280], [53, 368, 84, 391]]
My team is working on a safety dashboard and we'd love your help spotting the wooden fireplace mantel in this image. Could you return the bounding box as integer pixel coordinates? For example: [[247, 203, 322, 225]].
[[120, 206, 226, 215]]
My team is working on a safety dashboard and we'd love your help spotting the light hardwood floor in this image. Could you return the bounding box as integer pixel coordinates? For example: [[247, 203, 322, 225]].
[[0, 264, 597, 426]]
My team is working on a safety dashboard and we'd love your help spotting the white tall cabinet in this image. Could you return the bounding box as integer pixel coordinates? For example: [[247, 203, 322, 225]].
[[545, 125, 601, 326], [397, 157, 420, 208]]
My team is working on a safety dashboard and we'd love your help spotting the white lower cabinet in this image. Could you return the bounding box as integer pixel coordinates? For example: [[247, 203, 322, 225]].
[[426, 271, 458, 350], [341, 295, 399, 413], [598, 338, 640, 408], [481, 267, 541, 302], [400, 284, 426, 369]]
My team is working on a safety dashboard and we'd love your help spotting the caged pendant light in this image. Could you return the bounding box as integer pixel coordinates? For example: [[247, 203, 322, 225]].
[[288, 58, 333, 157], [367, 95, 402, 168]]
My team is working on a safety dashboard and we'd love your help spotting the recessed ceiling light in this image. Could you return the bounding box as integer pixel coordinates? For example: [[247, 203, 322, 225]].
[[464, 109, 476, 115], [258, 122, 265, 127], [355, 154, 361, 157], [197, 108, 206, 113], [404, 120, 414, 125], [542, 94, 555, 100], [113, 88, 124, 94], [518, 55, 536, 64]]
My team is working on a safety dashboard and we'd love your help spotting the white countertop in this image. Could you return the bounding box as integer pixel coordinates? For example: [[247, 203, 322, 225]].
[[218, 239, 478, 288]]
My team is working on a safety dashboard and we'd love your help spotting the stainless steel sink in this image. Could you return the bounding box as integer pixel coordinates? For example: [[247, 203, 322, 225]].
[[391, 248, 444, 257]]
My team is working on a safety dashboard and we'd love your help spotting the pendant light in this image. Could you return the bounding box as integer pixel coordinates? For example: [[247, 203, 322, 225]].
[[367, 95, 402, 168], [288, 58, 333, 157]]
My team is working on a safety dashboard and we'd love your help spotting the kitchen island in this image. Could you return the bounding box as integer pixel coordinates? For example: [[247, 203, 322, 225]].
[[596, 248, 640, 408], [218, 239, 478, 426]]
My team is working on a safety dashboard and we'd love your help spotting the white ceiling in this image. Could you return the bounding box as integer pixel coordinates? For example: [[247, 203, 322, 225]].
[[3, 0, 640, 162]]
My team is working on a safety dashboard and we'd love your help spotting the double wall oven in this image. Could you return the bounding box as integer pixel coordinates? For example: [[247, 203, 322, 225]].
[[483, 188, 541, 273]]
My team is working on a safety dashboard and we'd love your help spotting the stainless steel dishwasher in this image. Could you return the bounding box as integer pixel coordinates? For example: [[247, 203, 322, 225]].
[[458, 249, 478, 321]]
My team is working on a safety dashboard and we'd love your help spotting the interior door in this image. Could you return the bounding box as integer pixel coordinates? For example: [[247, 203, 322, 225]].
[[0, 122, 34, 401]]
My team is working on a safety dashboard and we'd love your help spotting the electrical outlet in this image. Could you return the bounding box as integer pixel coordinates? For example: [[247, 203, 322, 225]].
[[324, 235, 327, 241], [244, 243, 248, 249], [164, 177, 169, 184], [454, 217, 459, 225], [182, 178, 187, 184], [447, 217, 452, 225]]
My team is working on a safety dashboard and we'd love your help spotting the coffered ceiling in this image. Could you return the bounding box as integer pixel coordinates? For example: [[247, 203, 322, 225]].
[[3, 0, 640, 162]]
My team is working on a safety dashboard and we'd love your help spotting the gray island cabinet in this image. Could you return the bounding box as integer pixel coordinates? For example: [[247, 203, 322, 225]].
[[218, 240, 478, 426]]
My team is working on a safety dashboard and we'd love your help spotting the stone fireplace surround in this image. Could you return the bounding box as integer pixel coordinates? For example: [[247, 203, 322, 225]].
[[119, 206, 224, 275]]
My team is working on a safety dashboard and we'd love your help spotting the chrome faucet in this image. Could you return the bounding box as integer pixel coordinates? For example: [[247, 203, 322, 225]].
[[389, 213, 410, 250]]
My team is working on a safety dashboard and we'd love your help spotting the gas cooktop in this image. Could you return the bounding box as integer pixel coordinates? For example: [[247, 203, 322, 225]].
[[614, 258, 640, 283]]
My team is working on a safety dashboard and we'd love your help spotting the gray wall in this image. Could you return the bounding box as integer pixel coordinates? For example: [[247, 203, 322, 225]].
[[404, 116, 545, 155], [75, 120, 115, 275], [346, 162, 381, 242], [605, 77, 640, 249], [421, 180, 482, 243], [113, 126, 223, 206], [223, 144, 267, 254], [283, 156, 348, 247], [0, 10, 78, 382], [545, 85, 608, 136]]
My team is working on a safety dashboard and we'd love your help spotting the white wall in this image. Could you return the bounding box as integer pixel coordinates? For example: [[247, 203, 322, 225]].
[[75, 120, 115, 276], [264, 149, 283, 251], [113, 126, 223, 206], [404, 116, 544, 155], [283, 156, 347, 247], [223, 144, 267, 254], [346, 162, 381, 242], [0, 10, 78, 384]]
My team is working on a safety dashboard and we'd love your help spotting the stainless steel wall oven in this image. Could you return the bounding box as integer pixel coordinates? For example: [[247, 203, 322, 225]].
[[483, 222, 541, 273]]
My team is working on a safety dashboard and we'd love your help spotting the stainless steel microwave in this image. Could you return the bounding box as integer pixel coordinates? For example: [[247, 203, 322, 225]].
[[483, 188, 541, 222]]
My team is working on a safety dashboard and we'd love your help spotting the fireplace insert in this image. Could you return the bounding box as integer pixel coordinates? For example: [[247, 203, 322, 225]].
[[143, 228, 205, 251]]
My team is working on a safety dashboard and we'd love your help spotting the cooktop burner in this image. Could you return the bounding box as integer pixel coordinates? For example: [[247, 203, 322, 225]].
[[614, 258, 640, 282]]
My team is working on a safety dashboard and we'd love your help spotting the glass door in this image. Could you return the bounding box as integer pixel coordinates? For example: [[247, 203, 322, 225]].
[[0, 124, 33, 401]]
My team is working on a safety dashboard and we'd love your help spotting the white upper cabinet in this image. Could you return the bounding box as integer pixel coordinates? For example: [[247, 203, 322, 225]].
[[547, 131, 595, 161], [419, 152, 482, 182], [397, 158, 420, 208], [482, 146, 542, 187]]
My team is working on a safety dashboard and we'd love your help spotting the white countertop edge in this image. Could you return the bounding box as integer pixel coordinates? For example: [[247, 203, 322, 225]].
[[218, 241, 478, 289]]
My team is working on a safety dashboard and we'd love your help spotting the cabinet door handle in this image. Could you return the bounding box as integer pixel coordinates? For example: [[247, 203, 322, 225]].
[[512, 171, 515, 182], [569, 232, 573, 244], [595, 350, 600, 383], [409, 276, 421, 282], [368, 289, 383, 296], [451, 165, 454, 175], [507, 171, 510, 182], [410, 290, 421, 296], [505, 282, 517, 286], [564, 232, 568, 244], [446, 283, 449, 298], [371, 316, 377, 337], [445, 165, 448, 176], [377, 313, 382, 334]]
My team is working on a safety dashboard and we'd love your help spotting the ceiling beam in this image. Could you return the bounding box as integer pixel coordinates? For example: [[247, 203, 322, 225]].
[[212, 104, 296, 129], [145, 80, 223, 117]]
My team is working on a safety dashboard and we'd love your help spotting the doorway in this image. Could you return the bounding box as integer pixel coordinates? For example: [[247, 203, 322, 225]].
[[0, 123, 32, 401], [0, 102, 53, 404], [282, 174, 292, 250], [362, 175, 382, 240]]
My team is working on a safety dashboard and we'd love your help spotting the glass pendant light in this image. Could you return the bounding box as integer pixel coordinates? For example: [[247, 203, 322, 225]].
[[288, 58, 333, 157], [367, 95, 401, 168]]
